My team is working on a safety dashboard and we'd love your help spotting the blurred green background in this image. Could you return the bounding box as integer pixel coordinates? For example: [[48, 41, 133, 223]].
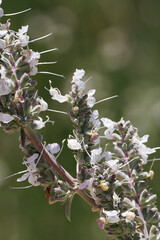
[[0, 0, 160, 239]]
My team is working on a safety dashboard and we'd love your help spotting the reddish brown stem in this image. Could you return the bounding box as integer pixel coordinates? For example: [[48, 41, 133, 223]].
[[24, 125, 98, 211]]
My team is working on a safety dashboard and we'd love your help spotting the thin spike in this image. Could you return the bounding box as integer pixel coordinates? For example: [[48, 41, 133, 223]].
[[47, 109, 68, 115], [1, 170, 27, 181], [148, 158, 160, 162], [79, 76, 92, 90], [4, 8, 31, 17], [55, 139, 66, 160], [29, 32, 52, 43], [40, 48, 58, 54], [95, 95, 118, 105], [36, 146, 45, 166], [10, 185, 33, 190], [38, 61, 57, 65], [154, 147, 160, 150], [38, 71, 64, 78], [119, 157, 138, 169]]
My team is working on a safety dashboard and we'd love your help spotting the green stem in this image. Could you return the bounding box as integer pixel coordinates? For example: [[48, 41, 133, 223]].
[[24, 125, 98, 211]]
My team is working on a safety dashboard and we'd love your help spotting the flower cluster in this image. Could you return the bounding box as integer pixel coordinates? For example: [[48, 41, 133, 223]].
[[0, 2, 49, 133], [0, 1, 160, 239], [49, 69, 160, 239]]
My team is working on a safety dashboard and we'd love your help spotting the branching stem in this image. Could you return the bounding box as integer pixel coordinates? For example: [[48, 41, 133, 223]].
[[24, 125, 98, 211]]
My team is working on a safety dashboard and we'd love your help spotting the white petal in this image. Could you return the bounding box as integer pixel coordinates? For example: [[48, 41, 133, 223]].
[[46, 143, 60, 154], [101, 117, 116, 128], [87, 96, 96, 107], [37, 97, 48, 111], [72, 69, 85, 81], [90, 148, 102, 165], [28, 174, 40, 186], [140, 135, 149, 143], [33, 117, 46, 129], [0, 30, 7, 38], [17, 172, 30, 182], [0, 79, 11, 95], [0, 39, 6, 49], [0, 112, 14, 123], [67, 139, 81, 150], [50, 88, 68, 103], [23, 153, 39, 164]]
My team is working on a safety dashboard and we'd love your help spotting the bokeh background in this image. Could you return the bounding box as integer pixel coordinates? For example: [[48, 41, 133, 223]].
[[0, 0, 160, 239]]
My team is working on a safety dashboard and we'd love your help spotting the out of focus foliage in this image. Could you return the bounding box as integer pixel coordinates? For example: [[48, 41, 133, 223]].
[[0, 0, 160, 239]]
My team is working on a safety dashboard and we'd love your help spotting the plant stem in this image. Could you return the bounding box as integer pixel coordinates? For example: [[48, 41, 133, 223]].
[[24, 125, 98, 211]]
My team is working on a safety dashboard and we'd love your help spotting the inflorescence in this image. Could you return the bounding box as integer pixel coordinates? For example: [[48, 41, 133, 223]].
[[0, 1, 159, 239]]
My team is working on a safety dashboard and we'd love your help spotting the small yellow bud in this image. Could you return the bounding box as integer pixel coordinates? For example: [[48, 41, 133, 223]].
[[99, 180, 109, 191]]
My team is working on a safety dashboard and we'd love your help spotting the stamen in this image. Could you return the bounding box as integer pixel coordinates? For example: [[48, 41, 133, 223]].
[[55, 139, 66, 160], [148, 158, 160, 162], [36, 147, 45, 166], [10, 185, 33, 190], [150, 159, 155, 170], [38, 71, 64, 78], [38, 61, 57, 65], [4, 8, 31, 17], [1, 170, 27, 181], [82, 140, 91, 158], [29, 32, 52, 43], [95, 95, 118, 105], [47, 109, 68, 115], [40, 48, 58, 54], [119, 157, 138, 169], [79, 76, 92, 90], [44, 115, 54, 125]]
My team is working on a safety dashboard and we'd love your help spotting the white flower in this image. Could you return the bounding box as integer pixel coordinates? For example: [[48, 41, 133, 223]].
[[22, 49, 40, 75], [67, 139, 81, 150], [90, 148, 102, 165], [17, 153, 40, 186], [84, 178, 100, 204], [37, 97, 48, 111], [87, 89, 96, 107], [103, 210, 120, 224], [46, 143, 60, 155], [72, 69, 86, 90], [103, 151, 112, 161], [107, 160, 119, 173], [33, 117, 46, 130], [101, 118, 116, 139], [23, 153, 39, 164], [17, 25, 29, 47], [0, 30, 7, 38], [73, 69, 85, 80], [0, 112, 14, 123], [121, 210, 135, 221], [0, 39, 6, 49], [132, 134, 156, 164], [0, 79, 11, 95], [49, 86, 68, 103], [90, 110, 101, 128]]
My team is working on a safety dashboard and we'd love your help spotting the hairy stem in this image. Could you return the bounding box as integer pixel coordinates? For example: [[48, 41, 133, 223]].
[[24, 125, 98, 211]]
